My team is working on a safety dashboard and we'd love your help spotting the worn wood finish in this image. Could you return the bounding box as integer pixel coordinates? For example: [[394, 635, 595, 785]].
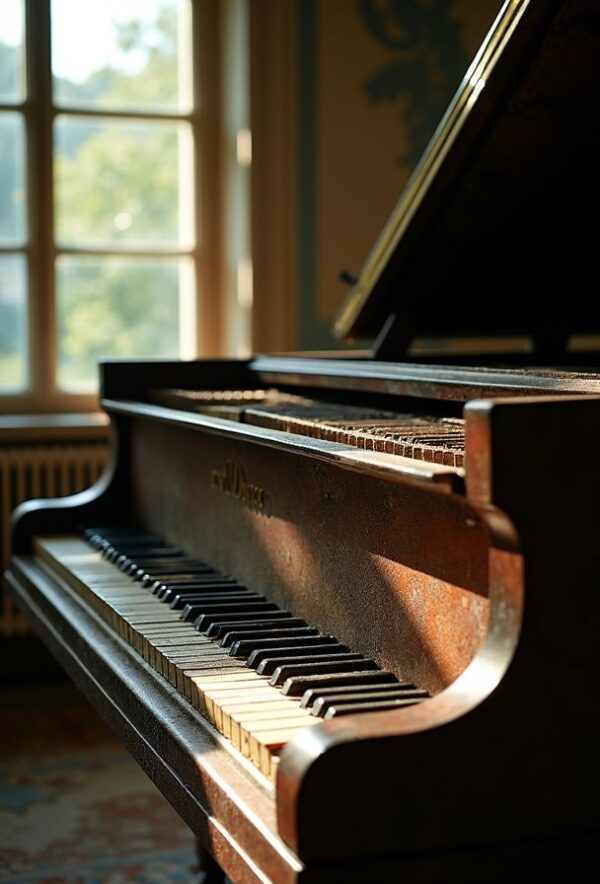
[[252, 356, 600, 400], [6, 555, 301, 884], [16, 544, 597, 883], [8, 368, 600, 880], [276, 394, 600, 865], [126, 413, 487, 695], [100, 358, 256, 402]]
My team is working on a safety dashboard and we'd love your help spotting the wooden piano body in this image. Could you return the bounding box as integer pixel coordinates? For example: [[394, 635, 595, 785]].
[[6, 0, 600, 880], [7, 357, 600, 881]]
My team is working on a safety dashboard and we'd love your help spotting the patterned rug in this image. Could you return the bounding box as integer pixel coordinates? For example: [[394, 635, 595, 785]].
[[0, 682, 198, 883]]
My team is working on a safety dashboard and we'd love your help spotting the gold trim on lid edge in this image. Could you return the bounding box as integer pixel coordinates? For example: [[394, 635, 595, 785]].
[[334, 0, 531, 340]]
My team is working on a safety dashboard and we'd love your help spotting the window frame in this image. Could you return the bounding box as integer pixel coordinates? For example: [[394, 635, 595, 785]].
[[0, 0, 223, 414]]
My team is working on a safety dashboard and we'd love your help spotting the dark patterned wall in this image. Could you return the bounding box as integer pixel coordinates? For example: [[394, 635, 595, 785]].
[[360, 0, 466, 167], [296, 0, 500, 350]]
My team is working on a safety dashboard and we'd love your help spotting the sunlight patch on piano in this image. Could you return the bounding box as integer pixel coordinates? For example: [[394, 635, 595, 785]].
[[221, 501, 491, 699]]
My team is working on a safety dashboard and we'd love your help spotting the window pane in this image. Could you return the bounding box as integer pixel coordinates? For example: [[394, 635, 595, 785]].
[[0, 0, 25, 103], [0, 254, 28, 391], [54, 116, 194, 248], [56, 256, 195, 392], [0, 113, 26, 244], [51, 0, 192, 113]]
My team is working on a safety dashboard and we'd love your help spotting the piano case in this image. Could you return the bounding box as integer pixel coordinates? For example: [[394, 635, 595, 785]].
[[7, 1, 600, 880]]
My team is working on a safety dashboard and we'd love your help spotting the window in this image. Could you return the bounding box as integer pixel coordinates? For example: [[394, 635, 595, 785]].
[[0, 0, 219, 412]]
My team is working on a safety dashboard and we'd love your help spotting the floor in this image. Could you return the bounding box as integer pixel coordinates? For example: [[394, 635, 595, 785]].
[[0, 681, 199, 883]]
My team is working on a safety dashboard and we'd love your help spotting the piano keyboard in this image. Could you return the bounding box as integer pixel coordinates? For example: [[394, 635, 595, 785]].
[[34, 529, 429, 779], [147, 388, 465, 467]]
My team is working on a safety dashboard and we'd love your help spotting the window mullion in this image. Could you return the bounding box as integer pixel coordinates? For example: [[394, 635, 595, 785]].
[[14, 0, 210, 408], [194, 0, 222, 358], [25, 0, 56, 405]]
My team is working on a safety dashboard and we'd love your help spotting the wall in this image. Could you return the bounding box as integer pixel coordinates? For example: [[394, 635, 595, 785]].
[[250, 0, 501, 353]]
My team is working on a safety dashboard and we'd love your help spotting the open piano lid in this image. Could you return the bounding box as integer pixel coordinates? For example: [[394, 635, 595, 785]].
[[334, 0, 600, 356]]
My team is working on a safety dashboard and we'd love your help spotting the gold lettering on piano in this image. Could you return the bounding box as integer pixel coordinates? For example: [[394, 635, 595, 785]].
[[210, 461, 265, 512]]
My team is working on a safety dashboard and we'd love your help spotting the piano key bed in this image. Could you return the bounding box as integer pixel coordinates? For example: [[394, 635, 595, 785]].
[[33, 529, 429, 779]]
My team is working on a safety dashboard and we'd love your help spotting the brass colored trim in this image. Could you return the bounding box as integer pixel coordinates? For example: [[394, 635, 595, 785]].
[[334, 0, 530, 339]]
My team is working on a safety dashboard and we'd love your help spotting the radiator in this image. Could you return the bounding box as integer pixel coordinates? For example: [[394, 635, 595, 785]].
[[0, 442, 108, 635]]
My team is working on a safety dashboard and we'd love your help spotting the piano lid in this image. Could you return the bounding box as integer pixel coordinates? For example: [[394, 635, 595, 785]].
[[334, 0, 600, 351]]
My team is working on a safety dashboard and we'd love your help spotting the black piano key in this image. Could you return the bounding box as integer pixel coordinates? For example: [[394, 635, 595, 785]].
[[161, 582, 245, 605], [324, 697, 425, 718], [156, 584, 239, 603], [140, 571, 198, 587], [256, 648, 353, 677], [180, 599, 276, 622], [204, 612, 299, 639], [129, 555, 215, 574], [83, 526, 137, 539], [108, 546, 183, 564], [92, 537, 161, 555], [300, 681, 417, 708], [118, 555, 200, 572], [247, 641, 347, 668], [230, 634, 337, 659], [139, 569, 216, 586], [128, 556, 208, 568], [105, 548, 125, 562], [155, 577, 237, 599], [163, 587, 254, 599], [219, 625, 316, 648], [281, 670, 397, 697], [155, 579, 232, 602], [169, 592, 262, 610], [166, 589, 258, 602], [148, 567, 224, 579], [192, 602, 280, 629], [105, 544, 182, 560], [131, 562, 205, 578], [137, 564, 215, 582], [90, 534, 159, 550], [270, 656, 372, 687], [311, 688, 430, 717], [100, 536, 156, 546], [128, 561, 208, 578], [91, 530, 147, 542], [150, 574, 237, 592]]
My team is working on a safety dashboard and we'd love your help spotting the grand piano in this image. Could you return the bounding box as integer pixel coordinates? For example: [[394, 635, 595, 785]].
[[6, 0, 600, 880]]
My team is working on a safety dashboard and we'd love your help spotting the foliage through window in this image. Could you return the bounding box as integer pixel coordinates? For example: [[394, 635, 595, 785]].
[[0, 0, 198, 405]]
